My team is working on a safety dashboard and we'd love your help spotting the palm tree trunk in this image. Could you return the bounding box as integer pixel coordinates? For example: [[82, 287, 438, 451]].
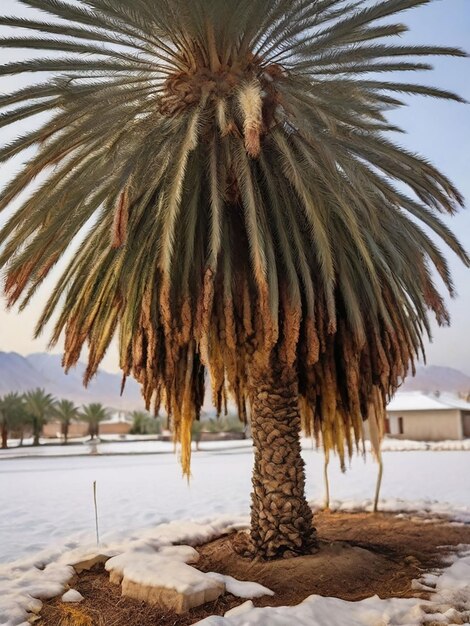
[[1, 423, 8, 449], [249, 359, 317, 559], [32, 419, 40, 446]]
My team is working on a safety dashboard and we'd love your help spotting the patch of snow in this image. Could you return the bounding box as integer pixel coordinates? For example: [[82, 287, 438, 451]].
[[195, 594, 427, 625], [309, 497, 470, 524], [0, 562, 74, 626], [377, 438, 470, 452], [158, 545, 200, 562], [61, 589, 84, 603], [0, 438, 253, 459], [300, 436, 470, 452], [205, 573, 274, 598], [105, 536, 272, 600], [428, 546, 470, 593], [105, 543, 213, 594], [0, 516, 246, 626], [224, 600, 255, 616], [107, 550, 218, 594]]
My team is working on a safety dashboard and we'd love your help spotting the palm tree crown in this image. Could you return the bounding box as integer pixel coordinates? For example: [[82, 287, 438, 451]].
[[0, 0, 467, 473], [0, 392, 24, 424], [53, 398, 80, 441], [54, 399, 80, 420], [0, 392, 27, 447], [23, 388, 55, 445], [80, 403, 109, 439]]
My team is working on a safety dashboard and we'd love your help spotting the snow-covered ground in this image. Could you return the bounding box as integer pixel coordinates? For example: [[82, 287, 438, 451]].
[[1, 436, 469, 460], [0, 443, 469, 626], [0, 437, 252, 458], [0, 443, 469, 564], [1, 512, 469, 626]]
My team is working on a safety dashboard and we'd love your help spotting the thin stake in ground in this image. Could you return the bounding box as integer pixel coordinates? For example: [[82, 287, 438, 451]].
[[324, 449, 330, 510], [93, 480, 100, 546], [373, 456, 384, 513]]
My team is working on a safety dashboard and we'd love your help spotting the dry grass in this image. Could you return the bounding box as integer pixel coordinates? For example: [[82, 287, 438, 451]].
[[56, 606, 93, 626]]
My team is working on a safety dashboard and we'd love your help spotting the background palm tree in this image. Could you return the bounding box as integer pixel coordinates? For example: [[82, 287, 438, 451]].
[[13, 403, 30, 448], [130, 410, 161, 435], [191, 420, 204, 452], [81, 403, 109, 440], [0, 393, 26, 449], [0, 0, 467, 557], [0, 395, 11, 449], [24, 389, 55, 447], [53, 399, 80, 444]]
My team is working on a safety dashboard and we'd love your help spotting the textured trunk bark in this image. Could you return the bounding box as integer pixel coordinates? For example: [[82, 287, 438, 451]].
[[249, 360, 317, 559]]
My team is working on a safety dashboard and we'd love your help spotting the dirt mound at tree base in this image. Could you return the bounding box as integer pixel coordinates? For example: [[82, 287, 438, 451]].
[[39, 511, 470, 626]]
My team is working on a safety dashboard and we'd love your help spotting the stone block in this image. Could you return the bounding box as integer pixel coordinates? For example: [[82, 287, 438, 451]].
[[71, 554, 110, 574], [121, 576, 225, 614]]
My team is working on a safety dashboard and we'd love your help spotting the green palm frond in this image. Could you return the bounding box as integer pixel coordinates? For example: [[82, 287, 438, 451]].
[[24, 389, 56, 425], [54, 399, 80, 423], [0, 0, 467, 474]]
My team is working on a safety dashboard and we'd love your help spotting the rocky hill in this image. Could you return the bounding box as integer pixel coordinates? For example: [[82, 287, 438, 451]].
[[401, 365, 470, 393]]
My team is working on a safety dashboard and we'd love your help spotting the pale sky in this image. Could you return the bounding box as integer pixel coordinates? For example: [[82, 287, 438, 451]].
[[0, 0, 469, 374]]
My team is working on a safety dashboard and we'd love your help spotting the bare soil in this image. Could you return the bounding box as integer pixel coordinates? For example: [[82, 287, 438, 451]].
[[39, 511, 470, 626]]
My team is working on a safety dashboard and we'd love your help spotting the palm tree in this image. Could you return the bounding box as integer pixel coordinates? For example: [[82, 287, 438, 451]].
[[81, 403, 109, 440], [191, 420, 204, 452], [130, 410, 161, 435], [53, 399, 80, 444], [0, 393, 26, 449], [4, 394, 30, 447], [0, 1, 467, 558], [14, 410, 29, 447], [0, 396, 10, 449], [24, 389, 55, 446]]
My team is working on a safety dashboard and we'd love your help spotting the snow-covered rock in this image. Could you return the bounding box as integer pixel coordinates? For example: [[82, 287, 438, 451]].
[[61, 589, 84, 603], [105, 542, 272, 613], [106, 544, 224, 613]]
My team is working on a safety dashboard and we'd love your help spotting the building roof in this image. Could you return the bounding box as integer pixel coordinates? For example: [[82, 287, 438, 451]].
[[387, 391, 470, 413]]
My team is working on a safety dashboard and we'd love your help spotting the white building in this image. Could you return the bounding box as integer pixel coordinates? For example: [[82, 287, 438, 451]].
[[386, 392, 470, 441]]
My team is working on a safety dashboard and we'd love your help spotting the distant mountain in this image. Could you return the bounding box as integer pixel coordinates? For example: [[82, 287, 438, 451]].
[[0, 352, 144, 410], [401, 365, 470, 393], [1, 352, 469, 409]]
